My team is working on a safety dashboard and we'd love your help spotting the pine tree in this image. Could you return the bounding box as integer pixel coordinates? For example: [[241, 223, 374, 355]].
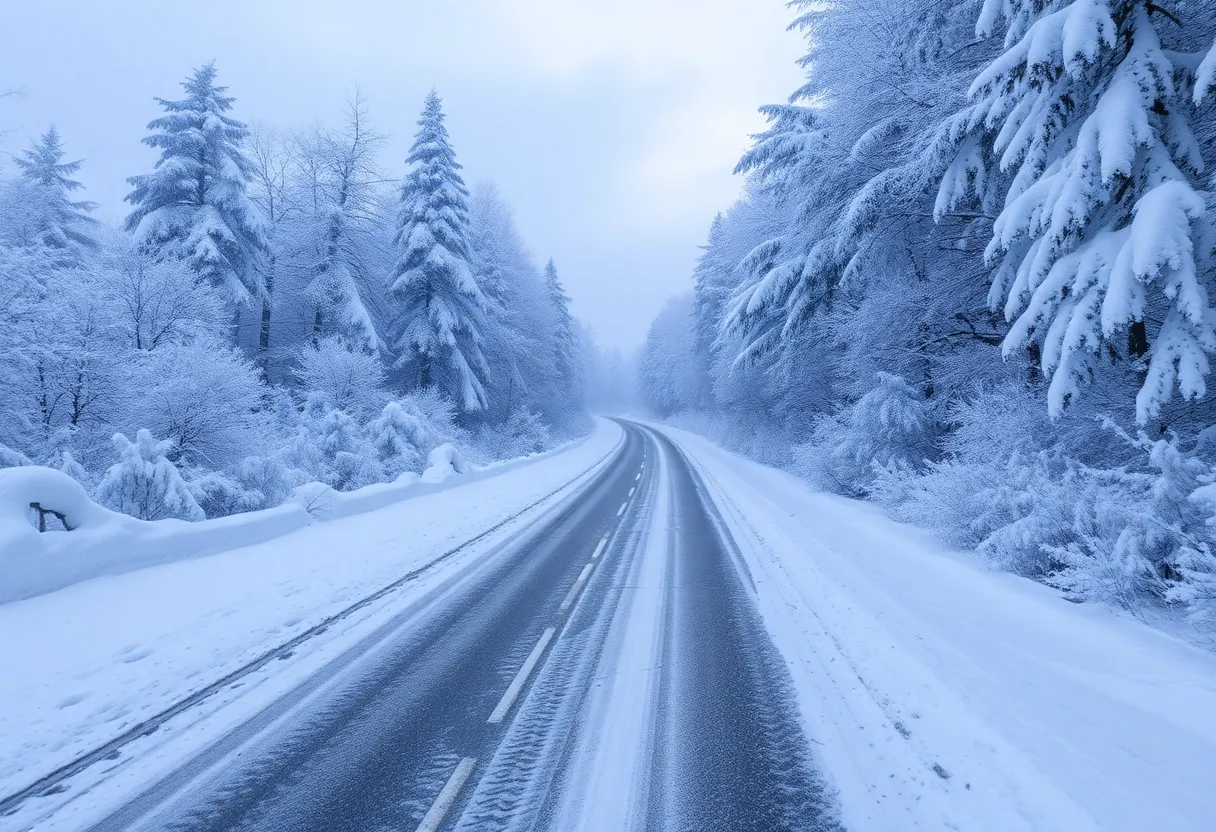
[[125, 62, 269, 308], [388, 92, 488, 413], [13, 125, 98, 260], [543, 259, 581, 408], [937, 0, 1216, 423]]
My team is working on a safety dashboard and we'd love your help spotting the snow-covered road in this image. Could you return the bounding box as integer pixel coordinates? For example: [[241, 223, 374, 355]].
[[4, 419, 1216, 831]]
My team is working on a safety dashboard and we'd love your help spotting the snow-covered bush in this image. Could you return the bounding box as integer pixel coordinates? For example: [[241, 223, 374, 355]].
[[290, 396, 383, 491], [232, 454, 309, 510], [0, 443, 32, 469], [872, 385, 1055, 547], [94, 430, 204, 521], [422, 443, 473, 483], [960, 431, 1213, 610], [185, 469, 265, 518], [57, 450, 93, 490], [123, 337, 269, 470], [476, 406, 551, 460], [366, 401, 432, 478], [400, 388, 461, 446], [294, 337, 388, 421], [795, 373, 937, 496]]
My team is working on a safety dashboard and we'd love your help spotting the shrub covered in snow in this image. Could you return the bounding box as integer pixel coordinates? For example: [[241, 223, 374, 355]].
[[0, 444, 32, 469], [290, 397, 384, 491], [476, 406, 551, 460], [94, 430, 204, 521], [366, 401, 434, 478], [294, 337, 389, 422], [795, 373, 937, 496], [185, 469, 265, 519]]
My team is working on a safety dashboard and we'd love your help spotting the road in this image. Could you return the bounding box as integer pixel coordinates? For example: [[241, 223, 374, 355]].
[[78, 421, 840, 831]]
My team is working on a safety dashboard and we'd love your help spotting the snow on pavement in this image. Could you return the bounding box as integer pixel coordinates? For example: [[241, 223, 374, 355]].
[[0, 420, 621, 806], [660, 424, 1216, 832]]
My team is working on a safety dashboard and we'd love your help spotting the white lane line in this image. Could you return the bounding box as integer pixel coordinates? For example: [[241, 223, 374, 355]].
[[635, 473, 641, 481], [414, 757, 476, 832], [560, 562, 595, 612], [591, 535, 608, 560], [629, 486, 635, 497], [617, 502, 627, 517], [488, 628, 555, 724]]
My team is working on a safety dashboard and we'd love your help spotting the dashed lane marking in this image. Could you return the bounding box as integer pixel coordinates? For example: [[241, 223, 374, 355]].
[[488, 628, 556, 724], [559, 563, 595, 613], [414, 757, 476, 832]]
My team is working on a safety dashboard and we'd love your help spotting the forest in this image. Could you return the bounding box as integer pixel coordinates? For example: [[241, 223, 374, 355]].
[[638, 0, 1216, 621], [0, 69, 599, 522]]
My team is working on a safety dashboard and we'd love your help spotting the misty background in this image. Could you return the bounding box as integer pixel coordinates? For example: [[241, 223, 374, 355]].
[[0, 0, 804, 350]]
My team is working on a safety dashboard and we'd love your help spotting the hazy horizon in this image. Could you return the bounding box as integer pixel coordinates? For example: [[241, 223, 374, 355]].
[[0, 0, 804, 350]]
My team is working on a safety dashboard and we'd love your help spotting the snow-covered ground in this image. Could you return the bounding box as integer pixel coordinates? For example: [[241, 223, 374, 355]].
[[662, 423, 1216, 832], [0, 420, 621, 811]]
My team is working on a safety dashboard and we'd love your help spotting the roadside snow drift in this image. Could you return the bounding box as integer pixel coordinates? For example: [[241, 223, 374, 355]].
[[1, 437, 571, 604]]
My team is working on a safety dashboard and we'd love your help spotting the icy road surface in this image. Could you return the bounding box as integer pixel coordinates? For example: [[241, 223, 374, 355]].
[[4, 418, 1216, 830]]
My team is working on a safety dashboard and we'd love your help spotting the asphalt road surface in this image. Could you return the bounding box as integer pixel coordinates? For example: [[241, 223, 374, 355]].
[[82, 421, 840, 832]]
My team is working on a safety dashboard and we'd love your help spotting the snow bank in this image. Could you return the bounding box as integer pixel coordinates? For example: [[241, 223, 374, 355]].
[[0, 467, 137, 544], [0, 431, 595, 605], [421, 443, 472, 483]]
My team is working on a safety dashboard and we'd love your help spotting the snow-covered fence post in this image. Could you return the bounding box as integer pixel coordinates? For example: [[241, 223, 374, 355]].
[[28, 502, 74, 532]]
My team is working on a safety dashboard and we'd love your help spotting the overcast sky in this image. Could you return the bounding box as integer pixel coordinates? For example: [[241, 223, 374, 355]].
[[0, 0, 804, 350]]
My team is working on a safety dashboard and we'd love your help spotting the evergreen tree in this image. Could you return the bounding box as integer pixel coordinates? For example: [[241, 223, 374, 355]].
[[13, 125, 98, 260], [543, 259, 582, 411], [125, 62, 269, 308], [388, 92, 488, 412], [938, 0, 1216, 423]]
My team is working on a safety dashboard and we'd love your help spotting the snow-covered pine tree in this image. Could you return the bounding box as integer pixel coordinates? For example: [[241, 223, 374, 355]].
[[13, 126, 98, 262], [937, 0, 1216, 423], [388, 92, 488, 413], [543, 259, 582, 413], [94, 429, 205, 521], [125, 62, 269, 309]]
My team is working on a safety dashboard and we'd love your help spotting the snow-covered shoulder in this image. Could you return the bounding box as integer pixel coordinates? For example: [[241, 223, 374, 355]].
[[654, 422, 1216, 832]]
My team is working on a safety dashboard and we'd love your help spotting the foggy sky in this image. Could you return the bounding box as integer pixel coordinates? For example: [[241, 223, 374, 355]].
[[0, 0, 804, 350]]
